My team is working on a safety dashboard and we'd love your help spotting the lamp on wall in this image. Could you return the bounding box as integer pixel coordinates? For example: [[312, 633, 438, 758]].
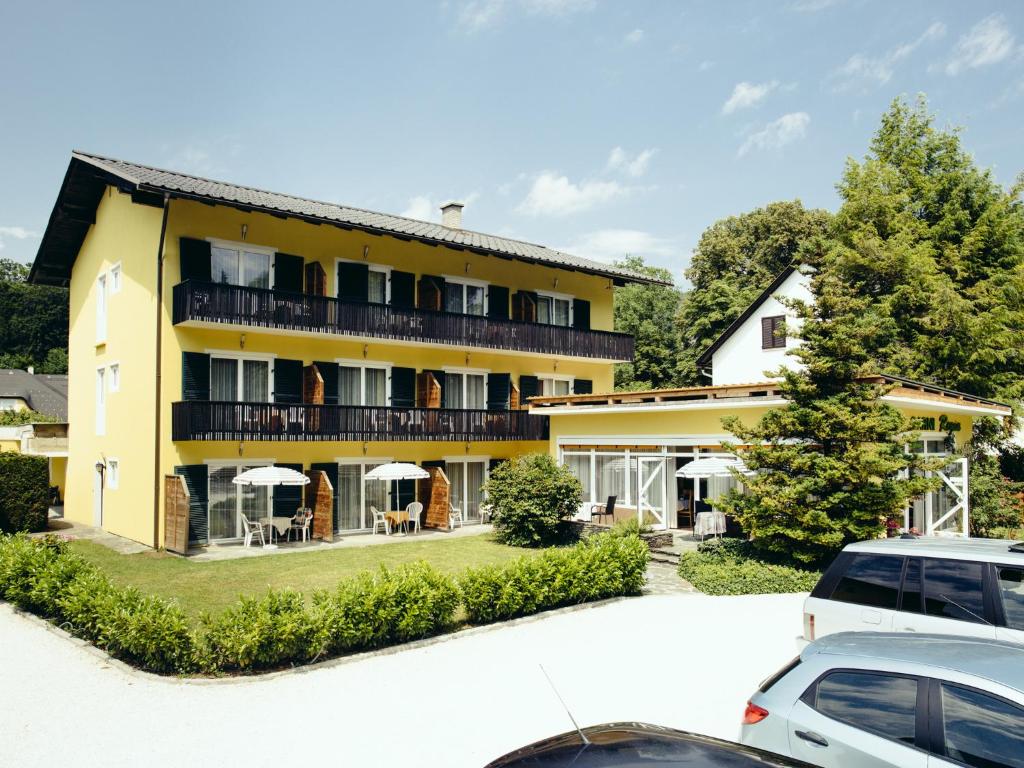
[[553, 277, 559, 290], [363, 344, 369, 359], [465, 262, 471, 274], [240, 333, 246, 350], [362, 442, 368, 455], [94, 460, 105, 474], [241, 224, 248, 241], [363, 245, 370, 260], [238, 441, 244, 456]]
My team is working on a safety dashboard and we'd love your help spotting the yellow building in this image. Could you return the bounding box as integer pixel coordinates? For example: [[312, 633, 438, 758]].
[[29, 151, 657, 548]]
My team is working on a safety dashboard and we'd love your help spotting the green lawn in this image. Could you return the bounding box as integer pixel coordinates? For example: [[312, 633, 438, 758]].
[[70, 534, 537, 620]]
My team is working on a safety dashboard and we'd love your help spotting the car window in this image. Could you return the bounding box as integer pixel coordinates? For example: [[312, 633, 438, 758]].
[[923, 559, 987, 624], [997, 567, 1024, 631], [940, 683, 1024, 768], [901, 558, 922, 614], [812, 671, 917, 744], [828, 554, 903, 609]]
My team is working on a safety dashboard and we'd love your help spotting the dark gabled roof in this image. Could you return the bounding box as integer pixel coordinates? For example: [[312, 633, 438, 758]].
[[695, 265, 799, 368], [0, 369, 68, 420], [29, 151, 670, 288]]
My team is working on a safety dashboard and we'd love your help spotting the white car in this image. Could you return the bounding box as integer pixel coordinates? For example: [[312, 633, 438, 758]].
[[801, 536, 1024, 645], [741, 632, 1024, 767]]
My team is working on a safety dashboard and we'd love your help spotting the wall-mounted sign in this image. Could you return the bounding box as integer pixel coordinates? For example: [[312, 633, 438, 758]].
[[911, 415, 961, 433], [939, 414, 961, 432]]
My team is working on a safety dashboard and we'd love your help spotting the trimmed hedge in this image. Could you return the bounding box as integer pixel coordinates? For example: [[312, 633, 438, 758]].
[[460, 532, 649, 624], [678, 539, 820, 596], [0, 531, 647, 675], [0, 453, 50, 533]]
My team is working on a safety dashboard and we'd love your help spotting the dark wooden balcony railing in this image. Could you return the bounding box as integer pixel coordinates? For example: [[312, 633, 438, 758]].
[[171, 401, 550, 442], [172, 280, 634, 361]]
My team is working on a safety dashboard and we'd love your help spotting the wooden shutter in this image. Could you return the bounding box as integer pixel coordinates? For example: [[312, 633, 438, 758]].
[[174, 464, 208, 544], [391, 366, 416, 408], [519, 375, 539, 401], [488, 286, 510, 320], [309, 463, 339, 533], [337, 261, 369, 302], [510, 380, 521, 409], [418, 275, 445, 311], [573, 378, 593, 395], [761, 315, 785, 349], [512, 291, 537, 322], [273, 463, 304, 517], [572, 299, 591, 330], [181, 352, 210, 401], [417, 372, 441, 408], [487, 373, 511, 410], [274, 358, 303, 404], [391, 270, 416, 309], [179, 237, 211, 282], [305, 261, 327, 296], [274, 253, 304, 293], [314, 361, 339, 405]]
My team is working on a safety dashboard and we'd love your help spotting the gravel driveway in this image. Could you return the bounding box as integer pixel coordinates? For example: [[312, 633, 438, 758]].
[[0, 592, 805, 767]]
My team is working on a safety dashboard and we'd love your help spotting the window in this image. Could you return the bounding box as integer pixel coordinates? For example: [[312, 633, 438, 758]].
[[96, 274, 107, 343], [761, 315, 785, 350], [998, 567, 1024, 630], [95, 368, 106, 435], [338, 363, 389, 406], [538, 376, 572, 397], [110, 263, 122, 293], [447, 458, 488, 523], [211, 243, 272, 289], [940, 683, 1024, 768], [595, 453, 627, 506], [900, 558, 923, 613], [367, 268, 387, 304], [337, 461, 390, 531], [537, 294, 571, 327], [444, 279, 486, 316], [923, 558, 986, 623], [107, 459, 119, 490], [828, 554, 904, 609], [210, 356, 270, 402], [811, 671, 918, 744], [208, 464, 272, 541], [444, 370, 486, 409], [109, 363, 120, 393]]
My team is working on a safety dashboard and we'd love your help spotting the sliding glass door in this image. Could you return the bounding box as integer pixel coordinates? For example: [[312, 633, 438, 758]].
[[447, 459, 487, 524], [336, 461, 388, 532], [207, 463, 273, 541]]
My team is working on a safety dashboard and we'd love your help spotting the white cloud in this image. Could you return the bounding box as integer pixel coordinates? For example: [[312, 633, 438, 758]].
[[624, 28, 644, 45], [516, 172, 630, 217], [721, 80, 779, 114], [831, 21, 946, 90], [788, 0, 840, 11], [606, 147, 657, 178], [737, 112, 810, 158], [0, 226, 40, 253], [455, 0, 592, 31], [561, 229, 675, 264], [521, 0, 594, 15], [946, 15, 1016, 75], [698, 60, 715, 72]]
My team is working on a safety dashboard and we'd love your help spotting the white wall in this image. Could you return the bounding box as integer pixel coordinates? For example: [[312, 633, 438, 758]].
[[711, 270, 811, 386]]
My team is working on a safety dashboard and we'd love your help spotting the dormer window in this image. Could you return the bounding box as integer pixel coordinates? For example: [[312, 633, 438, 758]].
[[761, 315, 786, 350]]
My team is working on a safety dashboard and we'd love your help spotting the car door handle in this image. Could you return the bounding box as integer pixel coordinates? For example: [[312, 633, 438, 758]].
[[795, 730, 829, 748]]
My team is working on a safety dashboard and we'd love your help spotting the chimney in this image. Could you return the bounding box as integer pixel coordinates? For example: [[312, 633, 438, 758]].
[[441, 202, 464, 229]]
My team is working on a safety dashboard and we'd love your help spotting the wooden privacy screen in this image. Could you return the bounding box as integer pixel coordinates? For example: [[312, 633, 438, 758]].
[[164, 474, 190, 554], [417, 372, 441, 408], [419, 466, 451, 530], [306, 469, 334, 542], [305, 261, 327, 296]]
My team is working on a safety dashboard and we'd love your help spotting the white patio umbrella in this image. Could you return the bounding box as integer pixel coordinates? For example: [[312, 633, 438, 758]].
[[363, 462, 430, 481], [675, 457, 752, 479], [232, 466, 310, 548]]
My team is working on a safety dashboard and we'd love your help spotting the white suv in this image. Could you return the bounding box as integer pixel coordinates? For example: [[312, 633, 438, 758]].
[[802, 536, 1024, 645]]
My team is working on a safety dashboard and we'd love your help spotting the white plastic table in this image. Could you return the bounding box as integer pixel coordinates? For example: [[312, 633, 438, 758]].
[[694, 510, 726, 539], [259, 516, 296, 546]]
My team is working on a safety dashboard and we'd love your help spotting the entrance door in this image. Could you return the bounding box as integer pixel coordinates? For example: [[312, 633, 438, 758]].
[[637, 457, 667, 530]]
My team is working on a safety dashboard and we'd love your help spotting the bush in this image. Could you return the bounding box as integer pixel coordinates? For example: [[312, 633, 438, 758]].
[[482, 454, 583, 547], [201, 589, 317, 672], [677, 538, 820, 596], [0, 453, 51, 533], [460, 532, 649, 624]]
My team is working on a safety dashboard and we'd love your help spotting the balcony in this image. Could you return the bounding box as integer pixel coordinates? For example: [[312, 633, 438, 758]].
[[171, 401, 550, 442], [172, 280, 634, 362]]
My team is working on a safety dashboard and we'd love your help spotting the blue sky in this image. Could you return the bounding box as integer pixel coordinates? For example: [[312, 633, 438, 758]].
[[2, 0, 1023, 283]]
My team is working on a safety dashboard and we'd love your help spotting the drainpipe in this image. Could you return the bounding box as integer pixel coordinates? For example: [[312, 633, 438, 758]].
[[153, 194, 171, 549]]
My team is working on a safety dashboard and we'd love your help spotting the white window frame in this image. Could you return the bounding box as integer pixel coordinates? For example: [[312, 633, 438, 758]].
[[535, 290, 574, 327], [335, 358, 393, 406], [442, 275, 489, 316], [95, 367, 106, 436], [108, 362, 120, 393], [205, 349, 276, 403], [336, 257, 392, 304], [535, 372, 574, 397], [207, 238, 276, 290], [96, 273, 107, 343], [109, 262, 122, 294], [442, 366, 489, 409], [442, 455, 491, 522], [203, 459, 276, 542], [107, 458, 119, 490]]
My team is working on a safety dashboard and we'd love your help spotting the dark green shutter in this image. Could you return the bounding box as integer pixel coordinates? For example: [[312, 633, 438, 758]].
[[315, 361, 339, 405], [391, 270, 416, 309], [274, 359, 303, 404], [181, 352, 210, 401], [393, 479, 416, 510], [337, 262, 369, 302], [274, 254, 304, 293], [174, 464, 208, 544], [488, 286, 510, 320], [487, 373, 511, 410], [273, 463, 304, 517], [519, 375, 539, 401], [391, 366, 416, 407], [310, 463, 339, 532], [488, 458, 505, 473], [573, 378, 593, 395], [572, 299, 591, 330], [179, 237, 211, 282]]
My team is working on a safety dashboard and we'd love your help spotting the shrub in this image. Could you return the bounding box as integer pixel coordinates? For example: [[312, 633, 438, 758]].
[[201, 589, 317, 672], [482, 454, 582, 547], [0, 453, 51, 533], [677, 538, 820, 596], [460, 532, 648, 624], [96, 588, 198, 674]]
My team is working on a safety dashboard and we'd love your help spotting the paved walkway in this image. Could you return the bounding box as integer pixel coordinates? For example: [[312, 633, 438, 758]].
[[0, 592, 805, 768], [644, 562, 697, 594]]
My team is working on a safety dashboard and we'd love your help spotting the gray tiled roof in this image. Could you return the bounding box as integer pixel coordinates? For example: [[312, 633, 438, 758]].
[[71, 151, 667, 286], [0, 370, 68, 420]]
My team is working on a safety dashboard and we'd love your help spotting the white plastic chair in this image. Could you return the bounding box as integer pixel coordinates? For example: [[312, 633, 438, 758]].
[[449, 503, 464, 530], [290, 507, 313, 542], [240, 515, 266, 548], [371, 506, 390, 536], [404, 501, 424, 534]]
